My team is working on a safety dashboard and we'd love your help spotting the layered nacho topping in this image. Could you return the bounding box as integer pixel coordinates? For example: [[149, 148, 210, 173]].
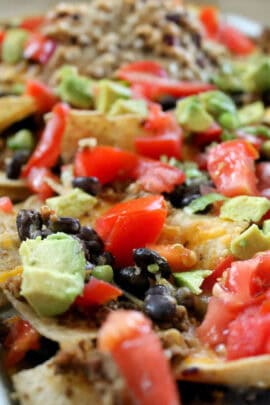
[[1, 1, 270, 404]]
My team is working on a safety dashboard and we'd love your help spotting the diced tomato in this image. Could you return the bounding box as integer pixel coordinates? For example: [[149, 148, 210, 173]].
[[74, 146, 185, 194], [135, 133, 182, 159], [118, 61, 168, 78], [199, 6, 219, 38], [4, 318, 40, 368], [0, 30, 5, 46], [256, 162, 270, 199], [25, 80, 58, 113], [197, 296, 238, 347], [136, 159, 185, 194], [0, 196, 13, 213], [198, 251, 270, 356], [22, 103, 69, 177], [193, 123, 222, 146], [117, 69, 215, 100], [95, 195, 167, 266], [218, 24, 255, 56], [20, 16, 45, 31], [226, 305, 270, 360], [74, 147, 138, 184], [202, 255, 235, 293], [98, 310, 180, 405], [26, 167, 57, 200], [24, 33, 56, 64], [75, 277, 122, 308], [144, 104, 181, 135], [207, 140, 259, 197]]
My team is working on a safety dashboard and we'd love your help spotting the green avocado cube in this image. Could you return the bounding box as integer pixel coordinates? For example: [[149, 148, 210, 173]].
[[2, 28, 29, 64], [95, 80, 131, 114], [231, 224, 270, 260], [109, 99, 148, 118], [174, 270, 211, 295], [46, 188, 97, 217], [20, 233, 86, 317], [176, 96, 214, 132], [220, 196, 270, 223]]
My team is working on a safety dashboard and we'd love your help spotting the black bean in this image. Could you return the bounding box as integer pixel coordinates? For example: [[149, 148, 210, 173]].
[[6, 150, 30, 180], [72, 176, 101, 196], [159, 95, 177, 111], [133, 248, 171, 278], [165, 13, 183, 25], [84, 239, 104, 256], [78, 226, 101, 242], [25, 337, 59, 367], [144, 294, 176, 321], [175, 287, 195, 308], [115, 266, 150, 297], [165, 183, 201, 208], [92, 251, 115, 267], [49, 217, 81, 234], [262, 90, 270, 107], [16, 209, 42, 241], [146, 285, 170, 297], [229, 91, 245, 108]]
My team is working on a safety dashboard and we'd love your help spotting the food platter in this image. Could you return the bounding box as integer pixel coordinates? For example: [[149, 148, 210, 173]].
[[1, 1, 270, 404]]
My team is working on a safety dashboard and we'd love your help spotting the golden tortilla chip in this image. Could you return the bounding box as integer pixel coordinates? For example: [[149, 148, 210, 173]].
[[0, 96, 36, 133], [62, 110, 147, 162], [0, 171, 30, 202], [13, 359, 100, 405]]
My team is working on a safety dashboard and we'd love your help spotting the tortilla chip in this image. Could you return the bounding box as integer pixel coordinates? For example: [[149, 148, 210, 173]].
[[0, 171, 30, 202], [62, 110, 147, 161], [13, 359, 100, 405], [0, 96, 36, 133], [176, 353, 270, 388], [4, 291, 98, 345], [165, 210, 248, 270]]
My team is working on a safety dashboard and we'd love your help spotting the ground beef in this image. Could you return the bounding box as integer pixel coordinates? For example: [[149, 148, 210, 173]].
[[41, 0, 227, 83]]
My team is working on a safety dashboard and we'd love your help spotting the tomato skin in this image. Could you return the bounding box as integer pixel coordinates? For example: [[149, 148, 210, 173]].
[[24, 33, 56, 64], [117, 70, 214, 100], [74, 147, 138, 184], [0, 196, 13, 213], [20, 16, 45, 31], [199, 6, 219, 38], [194, 123, 222, 146], [75, 277, 122, 308], [207, 140, 258, 197], [74, 146, 185, 194], [26, 167, 57, 200], [226, 305, 270, 360], [135, 133, 182, 159], [98, 310, 180, 405], [202, 255, 235, 293], [25, 80, 58, 113], [4, 318, 40, 368], [22, 103, 69, 177], [218, 24, 255, 56], [95, 195, 167, 266], [118, 61, 168, 78], [136, 159, 185, 194]]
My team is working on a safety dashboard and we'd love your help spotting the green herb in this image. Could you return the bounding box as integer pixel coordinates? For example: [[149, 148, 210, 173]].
[[174, 270, 211, 295], [185, 193, 226, 214], [7, 129, 34, 151]]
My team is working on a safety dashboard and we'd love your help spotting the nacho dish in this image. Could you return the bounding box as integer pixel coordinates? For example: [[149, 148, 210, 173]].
[[1, 1, 270, 404]]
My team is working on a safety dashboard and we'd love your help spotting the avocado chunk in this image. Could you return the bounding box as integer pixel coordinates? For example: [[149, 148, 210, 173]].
[[57, 73, 93, 109], [246, 58, 270, 92], [109, 99, 148, 118], [2, 29, 29, 64], [174, 270, 211, 295], [95, 80, 131, 114], [20, 233, 86, 317], [220, 196, 270, 223], [176, 96, 214, 132], [238, 102, 265, 126], [231, 224, 270, 260], [185, 193, 226, 215], [46, 188, 97, 217], [200, 91, 236, 117], [7, 129, 34, 151]]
